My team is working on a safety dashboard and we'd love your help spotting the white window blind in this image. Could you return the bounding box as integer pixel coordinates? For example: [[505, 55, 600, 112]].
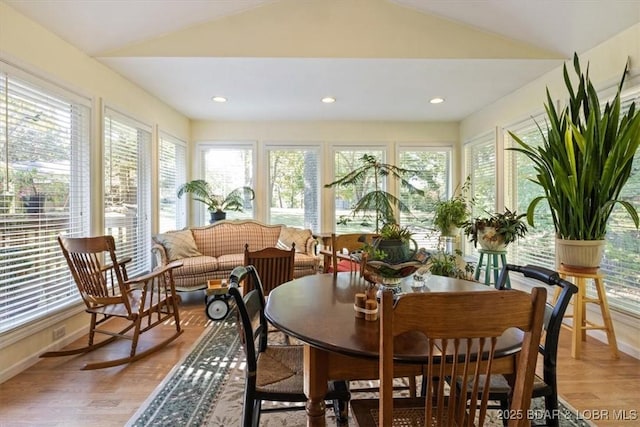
[[398, 147, 451, 249], [599, 86, 640, 314], [158, 132, 187, 232], [463, 133, 497, 255], [332, 148, 385, 234], [0, 63, 90, 334], [104, 108, 151, 276], [504, 112, 556, 269], [266, 146, 320, 232]]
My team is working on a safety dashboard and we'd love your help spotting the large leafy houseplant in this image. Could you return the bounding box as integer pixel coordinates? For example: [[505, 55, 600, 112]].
[[432, 177, 472, 236], [462, 209, 528, 250], [324, 154, 424, 233], [177, 179, 255, 222], [508, 54, 640, 266]]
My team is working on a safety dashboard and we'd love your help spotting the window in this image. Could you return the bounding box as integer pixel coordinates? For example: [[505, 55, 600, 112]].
[[158, 133, 187, 232], [0, 63, 90, 334], [104, 108, 151, 277], [332, 148, 385, 233], [266, 146, 320, 231], [599, 86, 640, 314], [463, 132, 497, 254], [504, 113, 556, 269], [198, 145, 254, 224], [398, 147, 451, 248]]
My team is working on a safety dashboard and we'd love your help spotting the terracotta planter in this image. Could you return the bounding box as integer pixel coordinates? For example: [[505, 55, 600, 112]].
[[555, 238, 605, 270], [477, 226, 507, 251]]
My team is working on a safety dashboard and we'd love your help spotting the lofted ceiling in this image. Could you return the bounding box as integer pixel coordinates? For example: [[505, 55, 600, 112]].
[[5, 0, 640, 121]]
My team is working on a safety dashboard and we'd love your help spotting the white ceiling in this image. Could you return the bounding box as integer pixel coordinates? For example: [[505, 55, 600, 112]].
[[5, 0, 640, 121]]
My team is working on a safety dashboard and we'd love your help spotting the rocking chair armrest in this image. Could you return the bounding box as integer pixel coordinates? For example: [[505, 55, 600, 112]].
[[124, 261, 184, 291]]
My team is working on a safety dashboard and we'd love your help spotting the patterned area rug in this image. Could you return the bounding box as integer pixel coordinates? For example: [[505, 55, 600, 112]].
[[128, 313, 595, 427]]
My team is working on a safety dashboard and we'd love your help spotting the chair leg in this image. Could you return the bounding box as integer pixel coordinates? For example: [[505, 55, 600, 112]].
[[241, 386, 254, 427], [499, 397, 509, 427], [251, 399, 262, 427], [545, 393, 560, 427]]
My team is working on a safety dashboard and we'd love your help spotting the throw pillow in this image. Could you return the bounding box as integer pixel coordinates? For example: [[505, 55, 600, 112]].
[[276, 226, 312, 254], [155, 230, 202, 261]]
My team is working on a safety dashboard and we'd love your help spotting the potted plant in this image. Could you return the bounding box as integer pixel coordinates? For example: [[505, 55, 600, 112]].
[[370, 222, 418, 264], [324, 154, 424, 233], [508, 53, 640, 269], [428, 248, 475, 280], [177, 179, 255, 223], [462, 208, 528, 251], [432, 177, 472, 237]]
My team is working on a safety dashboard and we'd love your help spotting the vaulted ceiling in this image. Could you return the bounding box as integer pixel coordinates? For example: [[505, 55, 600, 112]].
[[5, 0, 640, 121]]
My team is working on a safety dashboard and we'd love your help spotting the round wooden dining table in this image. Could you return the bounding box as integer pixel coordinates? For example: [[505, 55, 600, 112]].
[[265, 272, 524, 426]]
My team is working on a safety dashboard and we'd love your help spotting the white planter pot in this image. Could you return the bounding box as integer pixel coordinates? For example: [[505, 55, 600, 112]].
[[477, 226, 507, 251], [555, 238, 606, 270]]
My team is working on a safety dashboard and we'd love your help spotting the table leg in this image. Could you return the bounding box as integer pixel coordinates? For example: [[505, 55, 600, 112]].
[[304, 345, 328, 426]]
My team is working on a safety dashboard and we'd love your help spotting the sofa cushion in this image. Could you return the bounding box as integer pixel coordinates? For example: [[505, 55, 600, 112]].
[[276, 226, 312, 254], [174, 255, 218, 276], [154, 230, 202, 261], [216, 253, 245, 272]]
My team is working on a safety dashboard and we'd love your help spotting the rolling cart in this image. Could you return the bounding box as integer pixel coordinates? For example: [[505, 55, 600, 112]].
[[205, 279, 232, 321]]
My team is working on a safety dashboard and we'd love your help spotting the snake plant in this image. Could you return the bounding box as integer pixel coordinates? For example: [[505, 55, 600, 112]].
[[508, 53, 640, 240]]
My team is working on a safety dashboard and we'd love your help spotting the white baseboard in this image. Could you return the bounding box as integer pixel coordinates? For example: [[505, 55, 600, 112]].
[[0, 326, 88, 384]]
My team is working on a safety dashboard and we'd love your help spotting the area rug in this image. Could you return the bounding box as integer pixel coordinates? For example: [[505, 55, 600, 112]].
[[128, 313, 595, 427]]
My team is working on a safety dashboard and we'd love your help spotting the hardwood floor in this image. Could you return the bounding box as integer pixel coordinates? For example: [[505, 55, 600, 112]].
[[1, 291, 638, 427]]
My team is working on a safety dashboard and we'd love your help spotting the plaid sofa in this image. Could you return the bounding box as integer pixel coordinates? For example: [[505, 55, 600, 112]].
[[152, 220, 319, 291]]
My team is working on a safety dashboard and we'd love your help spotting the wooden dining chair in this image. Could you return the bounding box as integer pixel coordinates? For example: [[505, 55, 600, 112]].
[[227, 265, 351, 426], [40, 235, 183, 370], [324, 232, 377, 275], [243, 243, 295, 296], [479, 264, 578, 427], [351, 287, 547, 427]]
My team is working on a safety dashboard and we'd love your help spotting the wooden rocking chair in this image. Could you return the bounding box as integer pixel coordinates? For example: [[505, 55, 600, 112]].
[[40, 235, 183, 370]]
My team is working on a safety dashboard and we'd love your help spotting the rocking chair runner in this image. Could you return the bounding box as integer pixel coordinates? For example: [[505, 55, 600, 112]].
[[40, 235, 183, 370]]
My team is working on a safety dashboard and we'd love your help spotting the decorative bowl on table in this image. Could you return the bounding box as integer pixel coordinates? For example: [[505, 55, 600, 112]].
[[363, 259, 423, 287]]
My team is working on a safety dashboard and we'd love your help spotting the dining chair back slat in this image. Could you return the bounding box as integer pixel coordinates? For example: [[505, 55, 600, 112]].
[[243, 244, 295, 295]]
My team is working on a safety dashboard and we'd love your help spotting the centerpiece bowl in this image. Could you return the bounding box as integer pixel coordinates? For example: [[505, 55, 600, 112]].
[[363, 260, 423, 296]]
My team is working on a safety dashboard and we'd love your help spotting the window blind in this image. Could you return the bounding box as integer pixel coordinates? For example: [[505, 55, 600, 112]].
[[158, 132, 187, 232], [0, 63, 91, 334], [463, 133, 497, 255], [103, 108, 151, 277], [504, 113, 556, 270]]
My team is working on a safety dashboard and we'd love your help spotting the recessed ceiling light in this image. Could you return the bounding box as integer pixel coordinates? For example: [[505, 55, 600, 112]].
[[429, 97, 445, 104], [321, 97, 336, 104], [212, 96, 227, 103]]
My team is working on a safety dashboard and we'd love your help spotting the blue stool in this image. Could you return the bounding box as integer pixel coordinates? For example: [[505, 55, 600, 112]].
[[474, 249, 510, 288]]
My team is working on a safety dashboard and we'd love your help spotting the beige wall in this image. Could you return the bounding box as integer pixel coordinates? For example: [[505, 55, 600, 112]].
[[460, 24, 640, 141], [0, 3, 190, 382]]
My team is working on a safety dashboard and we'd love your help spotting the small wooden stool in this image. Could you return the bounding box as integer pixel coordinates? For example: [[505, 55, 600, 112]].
[[556, 266, 619, 359], [474, 249, 510, 288]]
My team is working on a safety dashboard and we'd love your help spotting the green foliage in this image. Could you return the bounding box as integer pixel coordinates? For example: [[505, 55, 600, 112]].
[[432, 177, 472, 235], [325, 154, 425, 232], [462, 208, 528, 248], [177, 179, 255, 212], [378, 223, 413, 241], [428, 249, 474, 280], [508, 53, 640, 240]]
